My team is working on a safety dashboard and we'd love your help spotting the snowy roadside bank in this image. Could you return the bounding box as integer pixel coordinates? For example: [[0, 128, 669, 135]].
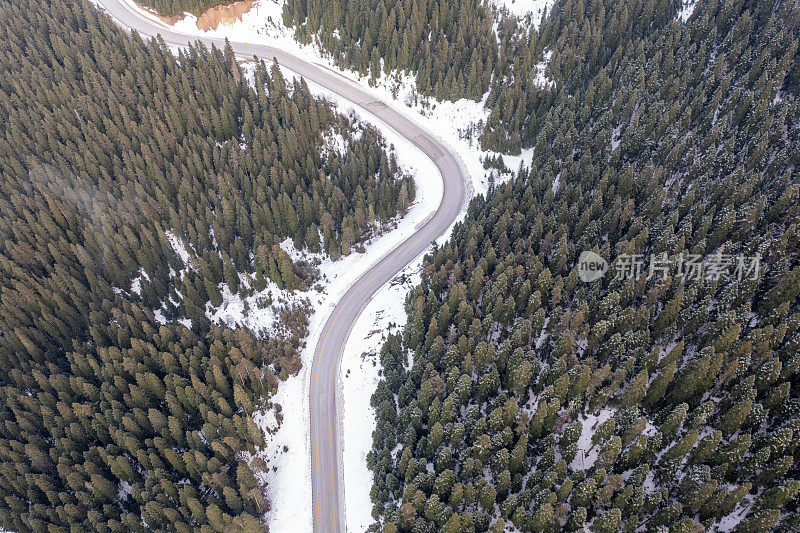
[[338, 255, 422, 532], [338, 193, 465, 530]]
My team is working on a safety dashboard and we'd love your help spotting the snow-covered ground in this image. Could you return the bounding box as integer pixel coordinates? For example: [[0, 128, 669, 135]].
[[678, 0, 698, 22], [568, 407, 616, 472], [339, 257, 420, 531], [245, 67, 463, 529], [492, 0, 554, 26], [130, 6, 534, 529], [137, 68, 444, 528]]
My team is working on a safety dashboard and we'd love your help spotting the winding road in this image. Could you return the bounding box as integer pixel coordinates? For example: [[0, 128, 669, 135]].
[[93, 1, 467, 530]]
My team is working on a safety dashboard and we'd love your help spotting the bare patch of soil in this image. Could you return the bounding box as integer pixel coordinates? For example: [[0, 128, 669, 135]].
[[196, 0, 255, 31]]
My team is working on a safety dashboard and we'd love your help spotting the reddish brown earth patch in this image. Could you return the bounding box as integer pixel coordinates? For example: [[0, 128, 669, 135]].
[[196, 0, 255, 31]]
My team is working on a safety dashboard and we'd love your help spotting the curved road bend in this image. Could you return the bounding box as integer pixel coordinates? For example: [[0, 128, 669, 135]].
[[94, 1, 467, 530]]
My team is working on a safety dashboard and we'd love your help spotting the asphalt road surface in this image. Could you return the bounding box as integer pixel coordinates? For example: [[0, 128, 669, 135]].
[[93, 2, 467, 530]]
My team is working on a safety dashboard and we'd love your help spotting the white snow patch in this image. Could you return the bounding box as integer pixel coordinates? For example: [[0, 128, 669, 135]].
[[130, 276, 142, 296], [241, 60, 258, 87], [153, 308, 168, 325], [504, 151, 528, 170], [643, 469, 657, 493], [253, 372, 309, 527], [278, 237, 304, 263], [569, 407, 616, 471], [205, 283, 280, 337], [678, 0, 698, 22], [165, 230, 191, 266], [611, 124, 622, 151], [492, 0, 554, 27], [716, 499, 751, 531], [340, 259, 426, 531], [130, 268, 150, 296], [320, 125, 355, 159], [551, 171, 561, 195], [117, 480, 133, 501], [532, 50, 554, 89]]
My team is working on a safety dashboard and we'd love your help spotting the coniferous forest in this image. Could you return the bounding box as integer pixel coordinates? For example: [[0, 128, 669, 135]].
[[366, 0, 800, 532], [136, 0, 236, 18], [2, 0, 800, 530], [0, 0, 413, 530], [282, 0, 498, 100]]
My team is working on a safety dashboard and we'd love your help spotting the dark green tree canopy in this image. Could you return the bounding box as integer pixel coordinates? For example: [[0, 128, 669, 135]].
[[0, 0, 413, 530], [366, 0, 800, 531]]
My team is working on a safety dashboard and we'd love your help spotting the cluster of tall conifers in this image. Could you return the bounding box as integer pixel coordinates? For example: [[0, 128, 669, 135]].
[[367, 0, 800, 532], [137, 0, 234, 17], [283, 0, 498, 100], [0, 0, 413, 530]]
